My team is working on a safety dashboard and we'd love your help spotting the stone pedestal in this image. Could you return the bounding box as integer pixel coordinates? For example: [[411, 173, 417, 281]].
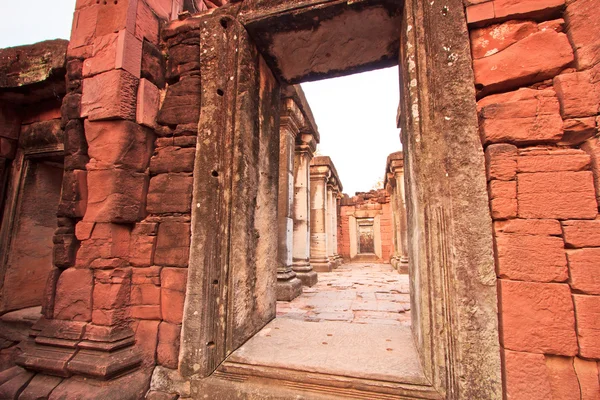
[[276, 98, 303, 301], [292, 134, 318, 286]]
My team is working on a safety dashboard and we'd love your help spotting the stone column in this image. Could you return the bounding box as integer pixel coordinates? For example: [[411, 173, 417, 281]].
[[310, 164, 333, 272], [292, 133, 318, 286], [387, 153, 408, 272], [276, 98, 303, 300], [326, 181, 336, 267], [333, 191, 343, 266]]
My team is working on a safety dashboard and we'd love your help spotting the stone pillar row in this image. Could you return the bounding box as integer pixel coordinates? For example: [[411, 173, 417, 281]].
[[385, 152, 409, 272]]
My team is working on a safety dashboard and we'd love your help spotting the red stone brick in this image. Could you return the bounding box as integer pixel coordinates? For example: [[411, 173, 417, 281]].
[[132, 266, 161, 285], [161, 288, 185, 324], [499, 280, 577, 355], [81, 69, 139, 121], [563, 220, 600, 248], [567, 248, 600, 295], [565, 0, 600, 70], [573, 357, 600, 400], [83, 30, 142, 78], [493, 0, 564, 20], [485, 144, 517, 181], [465, 2, 495, 25], [490, 197, 517, 220], [93, 269, 131, 311], [95, 0, 137, 38], [145, 0, 173, 19], [573, 294, 600, 358], [146, 173, 193, 214], [157, 322, 180, 368], [161, 268, 187, 291], [130, 305, 161, 320], [504, 350, 552, 400], [517, 147, 590, 172], [474, 30, 573, 96], [154, 222, 190, 267], [53, 268, 93, 322], [495, 233, 567, 282], [85, 120, 154, 172], [135, 0, 160, 44], [69, 6, 98, 50], [538, 18, 565, 34], [517, 171, 598, 220], [149, 146, 196, 174], [134, 319, 159, 367], [561, 117, 597, 145], [131, 283, 160, 305], [129, 233, 156, 267], [156, 76, 201, 125], [495, 218, 562, 236], [136, 78, 160, 129], [76, 223, 131, 267], [581, 135, 600, 204], [545, 355, 581, 400], [470, 20, 538, 60], [478, 88, 563, 145], [84, 168, 149, 223], [553, 67, 600, 119]]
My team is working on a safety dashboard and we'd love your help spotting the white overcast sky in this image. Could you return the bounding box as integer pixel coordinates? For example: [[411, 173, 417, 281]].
[[0, 0, 401, 195]]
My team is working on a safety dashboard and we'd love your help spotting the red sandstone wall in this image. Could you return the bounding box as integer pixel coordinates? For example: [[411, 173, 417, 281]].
[[466, 0, 600, 396]]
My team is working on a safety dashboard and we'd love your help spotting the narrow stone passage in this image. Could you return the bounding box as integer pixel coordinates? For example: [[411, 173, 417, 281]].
[[277, 263, 411, 326]]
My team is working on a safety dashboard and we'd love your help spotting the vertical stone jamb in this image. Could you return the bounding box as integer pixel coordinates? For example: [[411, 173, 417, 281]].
[[292, 133, 318, 286], [326, 180, 336, 267], [276, 98, 303, 300], [309, 163, 332, 272]]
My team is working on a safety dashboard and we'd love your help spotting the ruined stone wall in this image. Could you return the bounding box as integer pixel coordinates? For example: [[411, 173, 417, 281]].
[[466, 0, 600, 396], [338, 189, 394, 262]]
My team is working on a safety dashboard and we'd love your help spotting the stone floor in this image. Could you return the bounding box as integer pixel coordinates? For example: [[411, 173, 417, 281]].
[[276, 262, 411, 326]]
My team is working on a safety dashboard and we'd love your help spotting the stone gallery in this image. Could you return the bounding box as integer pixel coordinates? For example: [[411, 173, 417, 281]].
[[0, 0, 599, 398]]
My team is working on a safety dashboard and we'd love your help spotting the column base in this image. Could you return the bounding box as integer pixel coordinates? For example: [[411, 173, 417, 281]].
[[276, 274, 303, 302], [292, 261, 318, 287], [398, 257, 409, 274], [311, 259, 334, 273]]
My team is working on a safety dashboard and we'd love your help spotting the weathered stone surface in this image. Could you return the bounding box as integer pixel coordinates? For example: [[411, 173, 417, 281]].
[[141, 40, 166, 89], [0, 368, 34, 399], [581, 135, 600, 204], [136, 78, 160, 129], [81, 69, 139, 121], [129, 231, 157, 267], [544, 355, 581, 400], [84, 168, 148, 223], [495, 231, 567, 282], [573, 294, 600, 358], [565, 0, 600, 70], [499, 280, 578, 355], [149, 147, 195, 174], [488, 180, 517, 219], [48, 368, 151, 400], [573, 357, 600, 399], [0, 106, 21, 140], [566, 248, 600, 295], [517, 147, 590, 172], [560, 117, 597, 145], [0, 40, 68, 88], [85, 119, 153, 172], [157, 322, 180, 368], [470, 20, 538, 60], [478, 88, 563, 144], [146, 173, 192, 214], [495, 218, 562, 236], [474, 30, 573, 96], [466, 0, 564, 26], [161, 268, 187, 324], [75, 223, 130, 266], [16, 373, 62, 400], [83, 30, 143, 78], [517, 171, 598, 219], [53, 268, 93, 322], [135, 0, 160, 45], [563, 220, 600, 248], [92, 269, 131, 326], [154, 222, 190, 267], [19, 119, 64, 150], [64, 119, 88, 160], [156, 76, 201, 125], [134, 320, 159, 367], [57, 169, 88, 218], [503, 350, 551, 400], [553, 67, 600, 119]]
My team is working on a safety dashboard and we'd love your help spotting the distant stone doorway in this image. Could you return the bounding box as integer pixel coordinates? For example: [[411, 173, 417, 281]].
[[357, 218, 375, 254]]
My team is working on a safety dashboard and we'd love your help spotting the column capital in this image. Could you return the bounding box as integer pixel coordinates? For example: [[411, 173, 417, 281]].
[[280, 98, 305, 139], [310, 164, 331, 180], [295, 132, 317, 158]]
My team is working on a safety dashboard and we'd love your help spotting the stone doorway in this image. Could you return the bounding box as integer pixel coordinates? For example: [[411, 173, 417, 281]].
[[179, 0, 502, 398], [357, 218, 375, 254]]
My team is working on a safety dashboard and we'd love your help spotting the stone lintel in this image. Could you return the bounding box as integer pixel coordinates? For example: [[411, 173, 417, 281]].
[[282, 84, 320, 143], [311, 155, 343, 192]]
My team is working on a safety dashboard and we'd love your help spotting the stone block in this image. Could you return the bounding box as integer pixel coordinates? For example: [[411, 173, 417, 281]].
[[563, 220, 600, 248], [81, 69, 139, 121], [136, 78, 160, 129], [474, 30, 573, 96], [130, 305, 161, 320], [470, 20, 538, 60], [85, 119, 154, 172], [0, 369, 35, 399], [573, 294, 600, 358], [69, 6, 98, 50], [565, 0, 600, 70], [566, 249, 600, 295], [161, 288, 185, 324], [64, 119, 88, 159], [57, 169, 88, 219], [95, 0, 137, 38], [157, 322, 180, 368], [149, 146, 195, 174], [129, 233, 156, 267], [141, 40, 166, 89], [0, 106, 21, 140], [146, 173, 193, 214], [154, 222, 190, 267], [485, 144, 517, 181], [503, 350, 551, 400], [495, 232, 567, 282], [499, 280, 577, 355], [544, 355, 581, 400], [466, 2, 495, 25], [573, 357, 600, 399], [130, 283, 160, 305], [53, 234, 78, 268], [478, 88, 563, 144], [18, 373, 63, 400], [517, 147, 590, 173], [76, 223, 131, 267], [488, 180, 517, 219], [161, 268, 187, 291], [84, 168, 148, 223], [517, 171, 597, 220], [561, 117, 597, 145], [93, 269, 131, 310], [166, 43, 200, 81], [494, 219, 562, 236], [466, 0, 564, 26], [553, 67, 600, 119], [581, 135, 600, 204], [145, 0, 173, 20], [61, 93, 82, 121], [132, 266, 161, 285], [156, 76, 201, 125], [83, 30, 143, 78], [134, 320, 159, 367], [53, 268, 93, 322]]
